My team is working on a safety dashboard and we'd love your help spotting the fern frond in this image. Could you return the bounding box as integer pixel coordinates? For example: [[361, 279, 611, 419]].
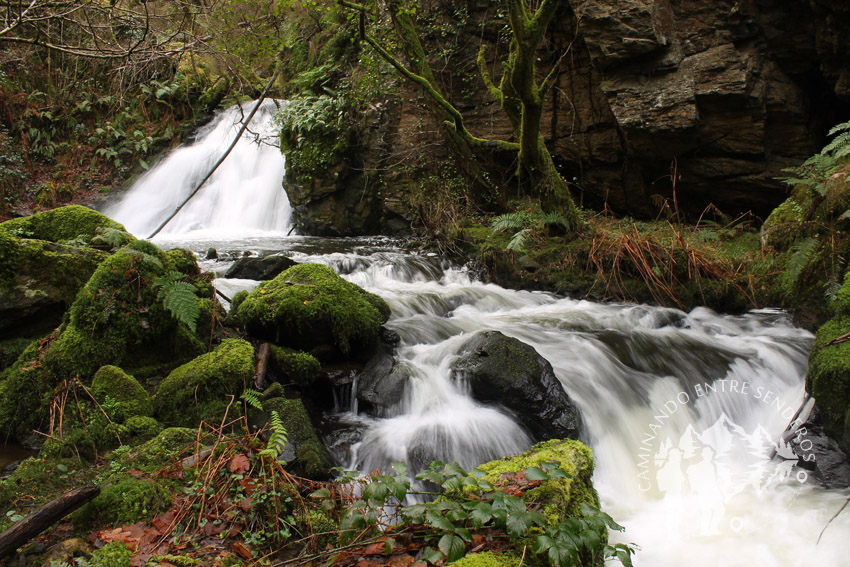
[[540, 211, 569, 229], [154, 272, 199, 332], [788, 237, 820, 285], [91, 227, 133, 250], [123, 248, 163, 269], [506, 228, 532, 252], [490, 211, 533, 233], [240, 389, 264, 411], [259, 410, 289, 462]]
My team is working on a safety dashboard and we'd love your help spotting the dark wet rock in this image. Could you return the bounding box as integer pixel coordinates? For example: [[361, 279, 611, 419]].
[[451, 331, 582, 441], [205, 248, 218, 260], [357, 346, 409, 416], [790, 407, 850, 489], [224, 254, 297, 280], [380, 327, 401, 346]]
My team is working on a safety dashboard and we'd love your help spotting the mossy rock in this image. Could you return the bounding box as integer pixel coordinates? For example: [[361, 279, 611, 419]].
[[807, 316, 850, 451], [115, 427, 197, 472], [89, 541, 132, 567], [251, 396, 332, 479], [760, 194, 811, 250], [0, 240, 206, 441], [448, 551, 522, 567], [76, 477, 171, 528], [236, 263, 390, 356], [833, 271, 850, 316], [0, 205, 128, 243], [0, 456, 92, 512], [0, 337, 33, 371], [477, 439, 598, 523], [0, 237, 109, 337], [269, 345, 322, 386], [154, 339, 254, 427], [92, 365, 154, 422]]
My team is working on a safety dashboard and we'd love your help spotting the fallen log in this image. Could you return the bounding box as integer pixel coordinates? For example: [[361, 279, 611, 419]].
[[253, 342, 271, 390], [0, 485, 100, 560]]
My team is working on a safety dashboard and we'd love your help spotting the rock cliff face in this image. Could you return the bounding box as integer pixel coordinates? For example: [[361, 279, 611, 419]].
[[286, 0, 850, 234]]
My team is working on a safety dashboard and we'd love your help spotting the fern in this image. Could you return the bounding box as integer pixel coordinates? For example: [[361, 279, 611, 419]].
[[153, 271, 200, 332], [823, 120, 850, 160], [240, 388, 264, 411], [540, 211, 569, 230], [788, 237, 820, 286], [507, 228, 532, 252], [91, 227, 132, 250], [124, 248, 163, 269], [259, 410, 289, 462], [490, 211, 533, 233]]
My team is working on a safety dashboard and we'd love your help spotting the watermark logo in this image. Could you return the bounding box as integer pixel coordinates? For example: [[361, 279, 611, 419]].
[[635, 380, 813, 536]]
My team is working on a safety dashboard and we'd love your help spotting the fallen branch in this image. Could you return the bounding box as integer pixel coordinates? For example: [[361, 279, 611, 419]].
[[0, 486, 100, 560], [253, 343, 271, 390]]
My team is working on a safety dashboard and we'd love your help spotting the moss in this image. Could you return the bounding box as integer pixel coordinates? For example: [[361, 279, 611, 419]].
[[0, 229, 21, 287], [124, 416, 161, 441], [833, 272, 850, 316], [92, 365, 153, 421], [806, 316, 850, 450], [269, 346, 322, 385], [760, 188, 815, 250], [116, 427, 196, 472], [145, 555, 201, 567], [237, 263, 389, 355], [153, 339, 254, 427], [477, 439, 598, 523], [448, 551, 522, 567], [77, 477, 171, 528], [0, 205, 127, 243], [255, 397, 331, 479], [164, 248, 201, 276], [0, 456, 90, 511], [302, 509, 338, 549], [0, 337, 34, 371], [89, 541, 132, 567], [0, 240, 207, 441]]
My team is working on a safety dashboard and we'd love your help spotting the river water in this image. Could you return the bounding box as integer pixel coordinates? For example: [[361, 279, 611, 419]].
[[104, 103, 850, 565]]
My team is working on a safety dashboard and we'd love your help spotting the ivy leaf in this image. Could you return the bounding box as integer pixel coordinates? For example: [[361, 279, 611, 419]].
[[420, 547, 443, 565], [438, 533, 466, 563], [523, 466, 549, 481], [426, 511, 456, 533], [469, 501, 493, 527]]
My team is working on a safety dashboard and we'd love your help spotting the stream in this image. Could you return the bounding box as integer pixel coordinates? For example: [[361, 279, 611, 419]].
[[103, 102, 850, 565]]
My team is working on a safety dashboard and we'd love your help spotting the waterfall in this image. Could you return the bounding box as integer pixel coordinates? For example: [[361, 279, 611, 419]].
[[103, 99, 291, 238]]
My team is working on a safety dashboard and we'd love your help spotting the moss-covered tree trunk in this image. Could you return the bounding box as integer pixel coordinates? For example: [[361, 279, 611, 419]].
[[338, 0, 580, 229]]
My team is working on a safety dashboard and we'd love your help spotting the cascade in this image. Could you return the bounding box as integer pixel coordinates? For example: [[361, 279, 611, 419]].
[[100, 107, 850, 565], [103, 100, 291, 238]]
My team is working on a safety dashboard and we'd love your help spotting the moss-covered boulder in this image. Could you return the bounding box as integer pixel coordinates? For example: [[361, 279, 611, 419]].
[[0, 205, 128, 243], [269, 345, 322, 386], [478, 439, 598, 523], [235, 263, 390, 357], [250, 396, 332, 479], [0, 234, 110, 337], [92, 365, 153, 422], [0, 240, 206, 442], [76, 477, 172, 528], [154, 339, 254, 427], [807, 316, 850, 451]]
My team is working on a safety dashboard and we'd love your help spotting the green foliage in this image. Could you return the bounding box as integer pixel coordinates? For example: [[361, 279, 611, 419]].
[[277, 94, 350, 177], [240, 388, 264, 411], [823, 121, 850, 161], [154, 271, 201, 333], [334, 456, 633, 567], [91, 365, 154, 422], [0, 130, 26, 215], [259, 410, 289, 461], [77, 477, 171, 528], [490, 209, 570, 253]]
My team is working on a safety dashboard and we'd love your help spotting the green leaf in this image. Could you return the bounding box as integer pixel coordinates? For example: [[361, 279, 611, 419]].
[[310, 488, 331, 499], [438, 533, 466, 563], [420, 547, 444, 565], [469, 501, 493, 527], [523, 466, 549, 481], [156, 279, 199, 332], [506, 511, 532, 536], [426, 512, 456, 533]]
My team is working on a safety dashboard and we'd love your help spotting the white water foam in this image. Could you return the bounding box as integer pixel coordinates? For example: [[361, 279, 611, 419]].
[[104, 99, 291, 238]]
